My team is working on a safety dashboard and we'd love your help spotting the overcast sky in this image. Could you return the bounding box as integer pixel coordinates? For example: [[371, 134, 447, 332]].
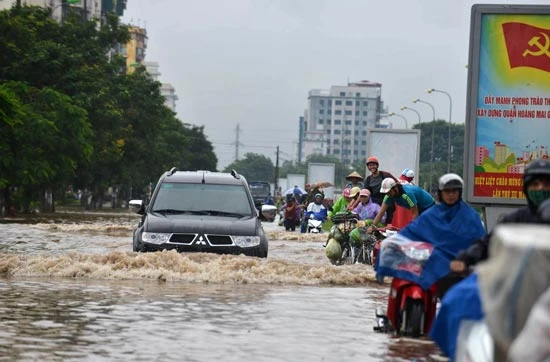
[[121, 0, 547, 170]]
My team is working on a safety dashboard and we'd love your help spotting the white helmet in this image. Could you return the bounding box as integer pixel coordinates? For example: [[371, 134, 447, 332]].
[[438, 173, 464, 191], [380, 178, 397, 193]]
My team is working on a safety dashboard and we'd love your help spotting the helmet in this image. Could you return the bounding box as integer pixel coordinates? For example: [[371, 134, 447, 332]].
[[366, 156, 379, 166], [438, 173, 464, 191], [343, 188, 351, 197], [380, 178, 397, 193], [314, 193, 323, 199], [349, 187, 361, 198], [401, 168, 415, 178], [359, 188, 371, 197], [524, 159, 550, 187]]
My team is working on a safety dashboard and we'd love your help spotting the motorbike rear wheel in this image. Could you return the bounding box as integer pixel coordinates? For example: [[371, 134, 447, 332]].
[[404, 299, 425, 338]]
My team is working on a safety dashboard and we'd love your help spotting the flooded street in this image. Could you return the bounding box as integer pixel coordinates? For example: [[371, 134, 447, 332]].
[[0, 211, 442, 361]]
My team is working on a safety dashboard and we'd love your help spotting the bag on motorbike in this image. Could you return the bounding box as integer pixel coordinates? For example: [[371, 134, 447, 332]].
[[477, 224, 550, 356], [325, 237, 342, 262], [329, 225, 344, 243], [349, 226, 369, 247], [375, 234, 434, 285]]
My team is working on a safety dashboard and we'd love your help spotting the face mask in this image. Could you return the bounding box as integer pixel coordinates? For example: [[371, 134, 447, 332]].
[[527, 190, 550, 206]]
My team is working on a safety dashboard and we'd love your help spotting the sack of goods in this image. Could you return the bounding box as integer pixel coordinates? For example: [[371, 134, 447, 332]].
[[325, 238, 342, 262]]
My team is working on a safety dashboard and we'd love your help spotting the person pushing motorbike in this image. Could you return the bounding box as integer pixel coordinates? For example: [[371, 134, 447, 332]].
[[367, 178, 435, 232]]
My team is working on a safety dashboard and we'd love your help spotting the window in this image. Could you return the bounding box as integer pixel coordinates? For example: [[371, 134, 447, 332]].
[[326, 130, 331, 135], [327, 99, 332, 106], [362, 130, 367, 135], [335, 110, 342, 115], [362, 121, 367, 126], [345, 120, 352, 125], [318, 119, 324, 124], [361, 150, 366, 155], [345, 130, 351, 135], [340, 92, 345, 96], [334, 130, 341, 135], [345, 100, 353, 106], [334, 149, 340, 154], [345, 110, 352, 115], [319, 99, 324, 106], [356, 92, 361, 97], [354, 131, 359, 136], [363, 101, 368, 106], [334, 139, 340, 144], [334, 119, 341, 125], [335, 100, 342, 106], [355, 120, 359, 126], [363, 111, 368, 116], [355, 111, 360, 116], [319, 109, 324, 114]]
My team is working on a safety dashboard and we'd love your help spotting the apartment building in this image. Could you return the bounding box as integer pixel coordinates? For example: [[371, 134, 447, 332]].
[[300, 80, 384, 166]]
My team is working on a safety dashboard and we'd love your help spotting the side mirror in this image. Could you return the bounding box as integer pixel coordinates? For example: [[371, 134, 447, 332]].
[[129, 199, 144, 215], [538, 199, 550, 221]]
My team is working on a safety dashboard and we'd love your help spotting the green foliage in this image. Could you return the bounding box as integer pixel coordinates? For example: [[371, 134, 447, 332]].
[[0, 6, 216, 211], [223, 153, 274, 182], [414, 120, 464, 192]]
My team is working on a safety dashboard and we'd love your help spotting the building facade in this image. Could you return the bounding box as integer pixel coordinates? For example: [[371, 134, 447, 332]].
[[0, 0, 125, 22], [143, 61, 179, 112], [300, 80, 384, 166]]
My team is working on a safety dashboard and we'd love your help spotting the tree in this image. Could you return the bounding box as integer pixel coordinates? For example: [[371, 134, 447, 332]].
[[223, 153, 275, 182]]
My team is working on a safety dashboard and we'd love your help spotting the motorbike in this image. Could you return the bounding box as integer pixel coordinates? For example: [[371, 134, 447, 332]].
[[306, 217, 323, 233], [373, 233, 438, 338], [325, 211, 359, 265]]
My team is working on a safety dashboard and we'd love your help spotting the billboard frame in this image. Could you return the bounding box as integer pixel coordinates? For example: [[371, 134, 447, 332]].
[[464, 4, 550, 206]]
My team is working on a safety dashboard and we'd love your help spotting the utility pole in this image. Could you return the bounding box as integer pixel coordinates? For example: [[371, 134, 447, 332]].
[[233, 123, 241, 162], [274, 146, 279, 198]]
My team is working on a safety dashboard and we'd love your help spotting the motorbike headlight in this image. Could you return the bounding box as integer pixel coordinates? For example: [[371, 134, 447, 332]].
[[232, 236, 261, 247], [142, 232, 171, 244]]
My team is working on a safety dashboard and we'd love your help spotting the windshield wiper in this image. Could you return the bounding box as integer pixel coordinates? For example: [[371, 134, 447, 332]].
[[194, 210, 247, 217], [152, 209, 187, 214]]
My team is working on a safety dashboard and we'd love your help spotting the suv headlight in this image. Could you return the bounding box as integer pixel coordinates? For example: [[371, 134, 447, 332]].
[[142, 232, 171, 244], [232, 236, 261, 247]]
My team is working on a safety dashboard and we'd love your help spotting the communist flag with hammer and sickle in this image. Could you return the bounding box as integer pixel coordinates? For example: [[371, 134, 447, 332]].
[[502, 22, 550, 72]]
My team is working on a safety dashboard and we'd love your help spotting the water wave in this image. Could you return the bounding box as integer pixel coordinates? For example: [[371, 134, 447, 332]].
[[0, 250, 377, 285]]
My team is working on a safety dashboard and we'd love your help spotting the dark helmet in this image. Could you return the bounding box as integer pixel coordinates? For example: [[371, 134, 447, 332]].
[[523, 159, 550, 187], [523, 160, 550, 208]]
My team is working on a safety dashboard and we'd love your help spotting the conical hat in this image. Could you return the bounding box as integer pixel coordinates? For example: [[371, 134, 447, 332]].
[[346, 171, 362, 180]]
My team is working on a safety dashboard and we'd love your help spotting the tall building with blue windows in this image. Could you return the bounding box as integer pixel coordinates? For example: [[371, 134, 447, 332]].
[[299, 80, 386, 166]]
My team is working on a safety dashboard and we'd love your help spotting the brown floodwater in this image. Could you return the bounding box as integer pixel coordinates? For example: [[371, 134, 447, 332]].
[[0, 211, 443, 361]]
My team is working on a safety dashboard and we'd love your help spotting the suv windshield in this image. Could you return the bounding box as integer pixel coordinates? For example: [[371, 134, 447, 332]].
[[152, 182, 253, 215]]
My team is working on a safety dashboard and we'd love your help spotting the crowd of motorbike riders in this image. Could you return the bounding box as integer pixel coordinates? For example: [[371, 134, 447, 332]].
[[276, 155, 550, 361]]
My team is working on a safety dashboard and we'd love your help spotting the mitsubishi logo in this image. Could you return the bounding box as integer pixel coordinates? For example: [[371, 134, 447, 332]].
[[195, 235, 207, 245]]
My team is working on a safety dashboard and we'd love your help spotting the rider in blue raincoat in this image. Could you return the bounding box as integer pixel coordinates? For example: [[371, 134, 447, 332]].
[[376, 174, 485, 292], [433, 160, 550, 361]]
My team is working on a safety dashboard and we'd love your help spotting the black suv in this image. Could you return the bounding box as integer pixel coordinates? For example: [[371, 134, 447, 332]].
[[129, 168, 268, 258]]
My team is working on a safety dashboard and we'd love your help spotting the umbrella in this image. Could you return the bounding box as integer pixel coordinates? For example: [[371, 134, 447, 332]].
[[284, 186, 306, 195], [314, 181, 334, 188]]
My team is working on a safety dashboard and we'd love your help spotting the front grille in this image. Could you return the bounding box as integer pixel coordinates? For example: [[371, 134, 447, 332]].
[[169, 233, 197, 245], [206, 234, 233, 246]]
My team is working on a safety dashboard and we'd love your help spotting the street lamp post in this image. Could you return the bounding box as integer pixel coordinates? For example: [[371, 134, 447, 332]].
[[388, 112, 408, 128], [427, 88, 453, 173], [413, 98, 436, 192], [400, 106, 421, 125]]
